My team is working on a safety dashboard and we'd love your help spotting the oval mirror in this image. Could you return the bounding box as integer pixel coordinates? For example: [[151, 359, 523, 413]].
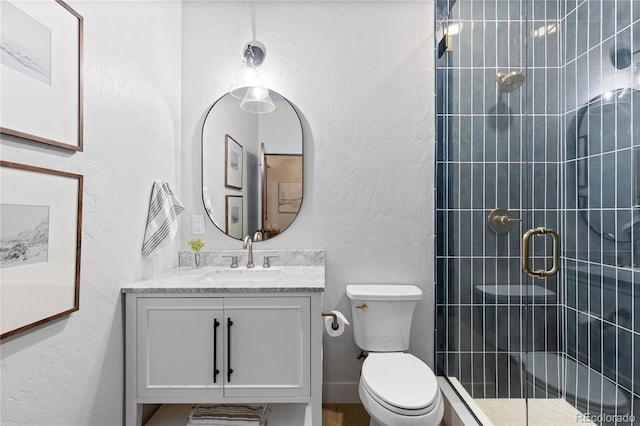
[[201, 91, 303, 241], [575, 88, 640, 242]]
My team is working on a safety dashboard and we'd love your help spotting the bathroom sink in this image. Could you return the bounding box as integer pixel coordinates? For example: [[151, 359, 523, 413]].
[[199, 267, 282, 283]]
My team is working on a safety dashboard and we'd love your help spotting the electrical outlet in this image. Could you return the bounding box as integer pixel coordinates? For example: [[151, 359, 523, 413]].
[[192, 215, 205, 235]]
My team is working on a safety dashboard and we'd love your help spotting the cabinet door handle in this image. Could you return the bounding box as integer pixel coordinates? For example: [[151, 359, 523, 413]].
[[213, 318, 220, 383], [227, 317, 234, 382]]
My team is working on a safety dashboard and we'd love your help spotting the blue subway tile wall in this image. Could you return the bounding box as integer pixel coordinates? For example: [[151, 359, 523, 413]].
[[436, 0, 640, 422], [436, 0, 563, 401], [564, 0, 640, 421]]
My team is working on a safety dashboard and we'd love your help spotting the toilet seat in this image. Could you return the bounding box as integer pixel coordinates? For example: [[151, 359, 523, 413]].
[[361, 353, 439, 416]]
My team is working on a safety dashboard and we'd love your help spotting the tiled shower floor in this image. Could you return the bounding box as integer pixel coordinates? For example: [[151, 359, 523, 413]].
[[474, 398, 594, 426]]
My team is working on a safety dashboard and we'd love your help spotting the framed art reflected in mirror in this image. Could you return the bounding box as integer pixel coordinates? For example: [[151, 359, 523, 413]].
[[278, 182, 302, 213], [225, 134, 243, 190], [225, 195, 243, 240]]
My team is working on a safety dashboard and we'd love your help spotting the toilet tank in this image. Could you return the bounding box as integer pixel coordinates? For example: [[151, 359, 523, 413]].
[[346, 284, 422, 352]]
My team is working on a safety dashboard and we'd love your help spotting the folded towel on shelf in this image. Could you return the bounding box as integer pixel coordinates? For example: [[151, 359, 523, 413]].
[[187, 404, 270, 425], [187, 417, 267, 424], [142, 180, 184, 256]]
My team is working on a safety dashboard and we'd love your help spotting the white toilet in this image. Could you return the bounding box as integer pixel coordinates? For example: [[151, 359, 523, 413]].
[[346, 284, 444, 426]]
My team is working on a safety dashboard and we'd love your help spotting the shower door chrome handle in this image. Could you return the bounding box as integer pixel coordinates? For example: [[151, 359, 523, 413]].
[[522, 227, 560, 279]]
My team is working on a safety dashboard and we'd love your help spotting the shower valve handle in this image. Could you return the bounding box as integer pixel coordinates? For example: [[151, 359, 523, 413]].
[[497, 215, 521, 225], [488, 208, 520, 233]]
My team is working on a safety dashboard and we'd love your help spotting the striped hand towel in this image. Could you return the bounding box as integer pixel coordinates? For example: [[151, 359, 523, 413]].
[[142, 180, 185, 256]]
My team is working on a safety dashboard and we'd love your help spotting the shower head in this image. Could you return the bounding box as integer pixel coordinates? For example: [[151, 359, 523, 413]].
[[496, 71, 526, 93]]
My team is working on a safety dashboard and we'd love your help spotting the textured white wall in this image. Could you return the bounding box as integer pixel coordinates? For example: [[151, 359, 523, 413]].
[[0, 2, 434, 421], [0, 1, 182, 425], [180, 1, 435, 402]]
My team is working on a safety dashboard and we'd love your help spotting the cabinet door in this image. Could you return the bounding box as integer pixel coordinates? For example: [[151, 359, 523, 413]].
[[137, 297, 224, 398], [224, 297, 310, 398]]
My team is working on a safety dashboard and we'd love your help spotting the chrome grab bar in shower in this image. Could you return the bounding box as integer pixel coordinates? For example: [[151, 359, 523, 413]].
[[522, 227, 560, 278]]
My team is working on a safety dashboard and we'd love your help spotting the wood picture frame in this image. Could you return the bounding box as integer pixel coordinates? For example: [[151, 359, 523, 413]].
[[0, 0, 84, 151], [225, 195, 243, 240], [0, 161, 83, 339], [224, 134, 243, 190]]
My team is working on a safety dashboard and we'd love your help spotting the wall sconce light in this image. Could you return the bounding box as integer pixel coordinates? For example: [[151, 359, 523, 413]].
[[229, 41, 275, 114]]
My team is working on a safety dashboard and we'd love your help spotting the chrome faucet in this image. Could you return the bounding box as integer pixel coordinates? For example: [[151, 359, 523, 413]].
[[242, 235, 254, 268]]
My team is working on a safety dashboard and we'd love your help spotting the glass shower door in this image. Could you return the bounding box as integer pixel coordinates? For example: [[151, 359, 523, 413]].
[[519, 1, 565, 423], [436, 0, 639, 424], [436, 0, 565, 423], [516, 0, 637, 423]]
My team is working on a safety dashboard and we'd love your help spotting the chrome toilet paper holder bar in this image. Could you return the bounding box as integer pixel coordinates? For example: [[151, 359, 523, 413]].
[[321, 312, 339, 330]]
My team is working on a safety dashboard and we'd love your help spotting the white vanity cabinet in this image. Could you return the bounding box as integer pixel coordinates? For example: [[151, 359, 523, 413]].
[[123, 261, 324, 426], [136, 296, 310, 399], [137, 297, 224, 399]]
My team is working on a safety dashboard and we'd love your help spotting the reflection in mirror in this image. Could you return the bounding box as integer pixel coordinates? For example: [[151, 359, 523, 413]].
[[202, 91, 303, 240], [575, 88, 640, 243]]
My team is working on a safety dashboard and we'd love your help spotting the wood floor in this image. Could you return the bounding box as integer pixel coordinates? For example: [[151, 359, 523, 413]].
[[322, 404, 370, 426]]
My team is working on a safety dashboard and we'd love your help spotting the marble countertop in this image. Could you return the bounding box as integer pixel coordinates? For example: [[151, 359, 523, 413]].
[[122, 265, 325, 293]]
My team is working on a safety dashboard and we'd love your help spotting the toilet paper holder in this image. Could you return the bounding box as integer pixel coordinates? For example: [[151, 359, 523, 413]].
[[321, 312, 340, 330]]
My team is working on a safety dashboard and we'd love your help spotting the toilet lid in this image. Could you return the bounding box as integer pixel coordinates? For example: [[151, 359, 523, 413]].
[[361, 353, 439, 414]]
